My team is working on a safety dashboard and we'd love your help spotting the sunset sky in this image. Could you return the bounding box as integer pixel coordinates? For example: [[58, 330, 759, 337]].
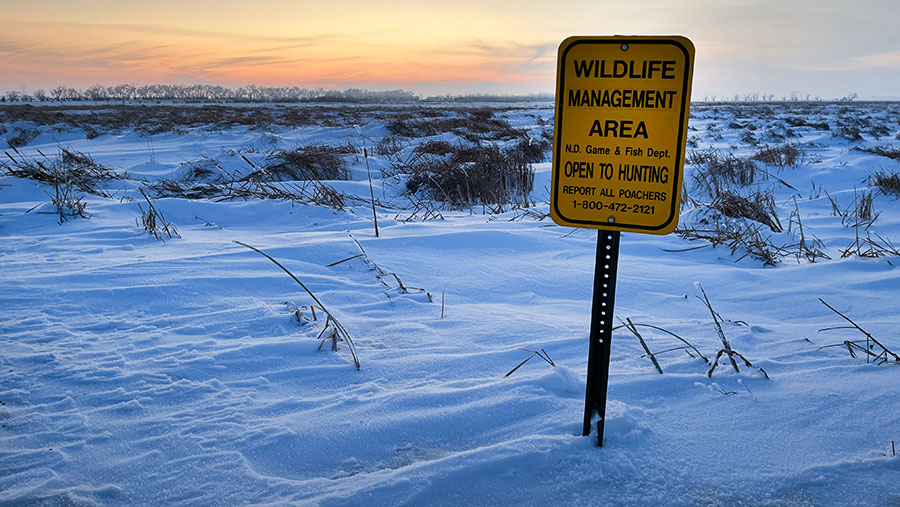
[[3, 0, 899, 99]]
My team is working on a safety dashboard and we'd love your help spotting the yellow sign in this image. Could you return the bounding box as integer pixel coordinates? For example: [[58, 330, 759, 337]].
[[550, 36, 695, 234]]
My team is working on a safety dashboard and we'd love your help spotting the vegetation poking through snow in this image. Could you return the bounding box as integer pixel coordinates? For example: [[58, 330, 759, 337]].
[[137, 188, 179, 241], [405, 143, 535, 210], [818, 298, 900, 365], [4, 147, 126, 197], [258, 144, 354, 182], [687, 149, 759, 200], [854, 145, 900, 161], [233, 240, 360, 370], [751, 143, 805, 167], [868, 170, 900, 195], [710, 191, 782, 233], [697, 284, 769, 379]]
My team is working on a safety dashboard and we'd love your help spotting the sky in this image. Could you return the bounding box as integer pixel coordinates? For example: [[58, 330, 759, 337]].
[[2, 0, 900, 99]]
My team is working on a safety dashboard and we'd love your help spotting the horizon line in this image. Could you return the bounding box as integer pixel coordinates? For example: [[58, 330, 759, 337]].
[[1, 84, 894, 103]]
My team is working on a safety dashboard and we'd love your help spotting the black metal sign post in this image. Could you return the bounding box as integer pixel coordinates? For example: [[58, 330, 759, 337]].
[[582, 230, 620, 446]]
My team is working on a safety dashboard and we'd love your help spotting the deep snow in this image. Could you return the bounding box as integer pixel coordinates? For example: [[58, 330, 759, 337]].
[[1, 102, 899, 506]]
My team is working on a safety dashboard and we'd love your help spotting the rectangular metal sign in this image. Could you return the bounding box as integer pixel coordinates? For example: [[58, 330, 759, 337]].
[[551, 36, 694, 234]]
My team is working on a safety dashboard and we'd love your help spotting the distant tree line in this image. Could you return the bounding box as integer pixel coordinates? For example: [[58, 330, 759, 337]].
[[422, 93, 554, 102], [0, 84, 554, 103], [0, 85, 419, 103], [700, 92, 862, 103]]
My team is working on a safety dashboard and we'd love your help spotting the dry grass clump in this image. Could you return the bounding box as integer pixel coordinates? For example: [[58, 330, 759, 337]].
[[868, 170, 900, 195], [688, 149, 759, 199], [740, 129, 758, 146], [405, 144, 534, 209], [711, 191, 782, 233], [413, 139, 455, 156], [150, 157, 235, 199], [833, 125, 863, 142], [786, 198, 830, 263], [751, 143, 804, 167], [386, 109, 521, 141], [784, 116, 830, 131], [257, 144, 354, 181], [855, 145, 900, 161], [841, 231, 900, 258], [825, 188, 880, 228], [610, 286, 769, 379], [150, 180, 222, 200], [867, 124, 892, 139], [32, 181, 89, 224], [151, 174, 346, 210], [6, 127, 40, 148], [677, 219, 788, 266], [137, 189, 179, 241], [508, 135, 552, 164], [175, 157, 230, 184], [5, 147, 125, 197], [147, 150, 347, 209], [820, 188, 899, 259], [374, 135, 404, 156]]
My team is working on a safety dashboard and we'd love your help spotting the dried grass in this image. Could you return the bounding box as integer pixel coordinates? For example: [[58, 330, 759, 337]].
[[5, 147, 125, 197], [386, 109, 522, 141], [6, 127, 39, 148], [711, 191, 782, 233], [751, 143, 804, 167], [25, 180, 90, 223], [234, 240, 360, 370], [137, 188, 179, 241], [688, 149, 759, 200], [151, 161, 346, 210], [612, 320, 710, 366], [697, 284, 769, 379], [505, 349, 555, 377], [328, 235, 429, 298], [868, 170, 900, 195], [786, 197, 830, 263], [405, 144, 534, 209], [677, 219, 789, 266], [257, 144, 353, 181], [855, 145, 900, 161], [818, 298, 899, 365]]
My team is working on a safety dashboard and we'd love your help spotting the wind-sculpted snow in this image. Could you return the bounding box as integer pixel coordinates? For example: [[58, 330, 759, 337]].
[[1, 102, 899, 505]]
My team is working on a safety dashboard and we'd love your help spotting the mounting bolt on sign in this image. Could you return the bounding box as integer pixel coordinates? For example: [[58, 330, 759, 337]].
[[550, 36, 695, 447]]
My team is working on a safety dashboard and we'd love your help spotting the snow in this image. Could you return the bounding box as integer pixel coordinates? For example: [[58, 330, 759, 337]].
[[2, 102, 900, 506]]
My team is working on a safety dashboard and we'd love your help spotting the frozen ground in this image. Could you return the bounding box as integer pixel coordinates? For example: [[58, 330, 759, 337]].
[[1, 102, 900, 505]]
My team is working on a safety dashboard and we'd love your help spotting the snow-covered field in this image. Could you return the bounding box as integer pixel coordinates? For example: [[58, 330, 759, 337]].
[[2, 101, 899, 506]]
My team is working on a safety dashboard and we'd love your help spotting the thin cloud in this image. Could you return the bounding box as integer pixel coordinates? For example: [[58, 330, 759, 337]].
[[27, 22, 335, 46], [0, 38, 180, 69], [855, 49, 900, 68]]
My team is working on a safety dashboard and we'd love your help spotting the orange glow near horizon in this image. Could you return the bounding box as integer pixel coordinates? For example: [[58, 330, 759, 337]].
[[1, 21, 555, 92], [2, 1, 900, 98], [0, 1, 563, 94]]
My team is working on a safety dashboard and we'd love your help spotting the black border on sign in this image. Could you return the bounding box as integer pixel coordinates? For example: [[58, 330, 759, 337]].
[[553, 38, 692, 232]]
